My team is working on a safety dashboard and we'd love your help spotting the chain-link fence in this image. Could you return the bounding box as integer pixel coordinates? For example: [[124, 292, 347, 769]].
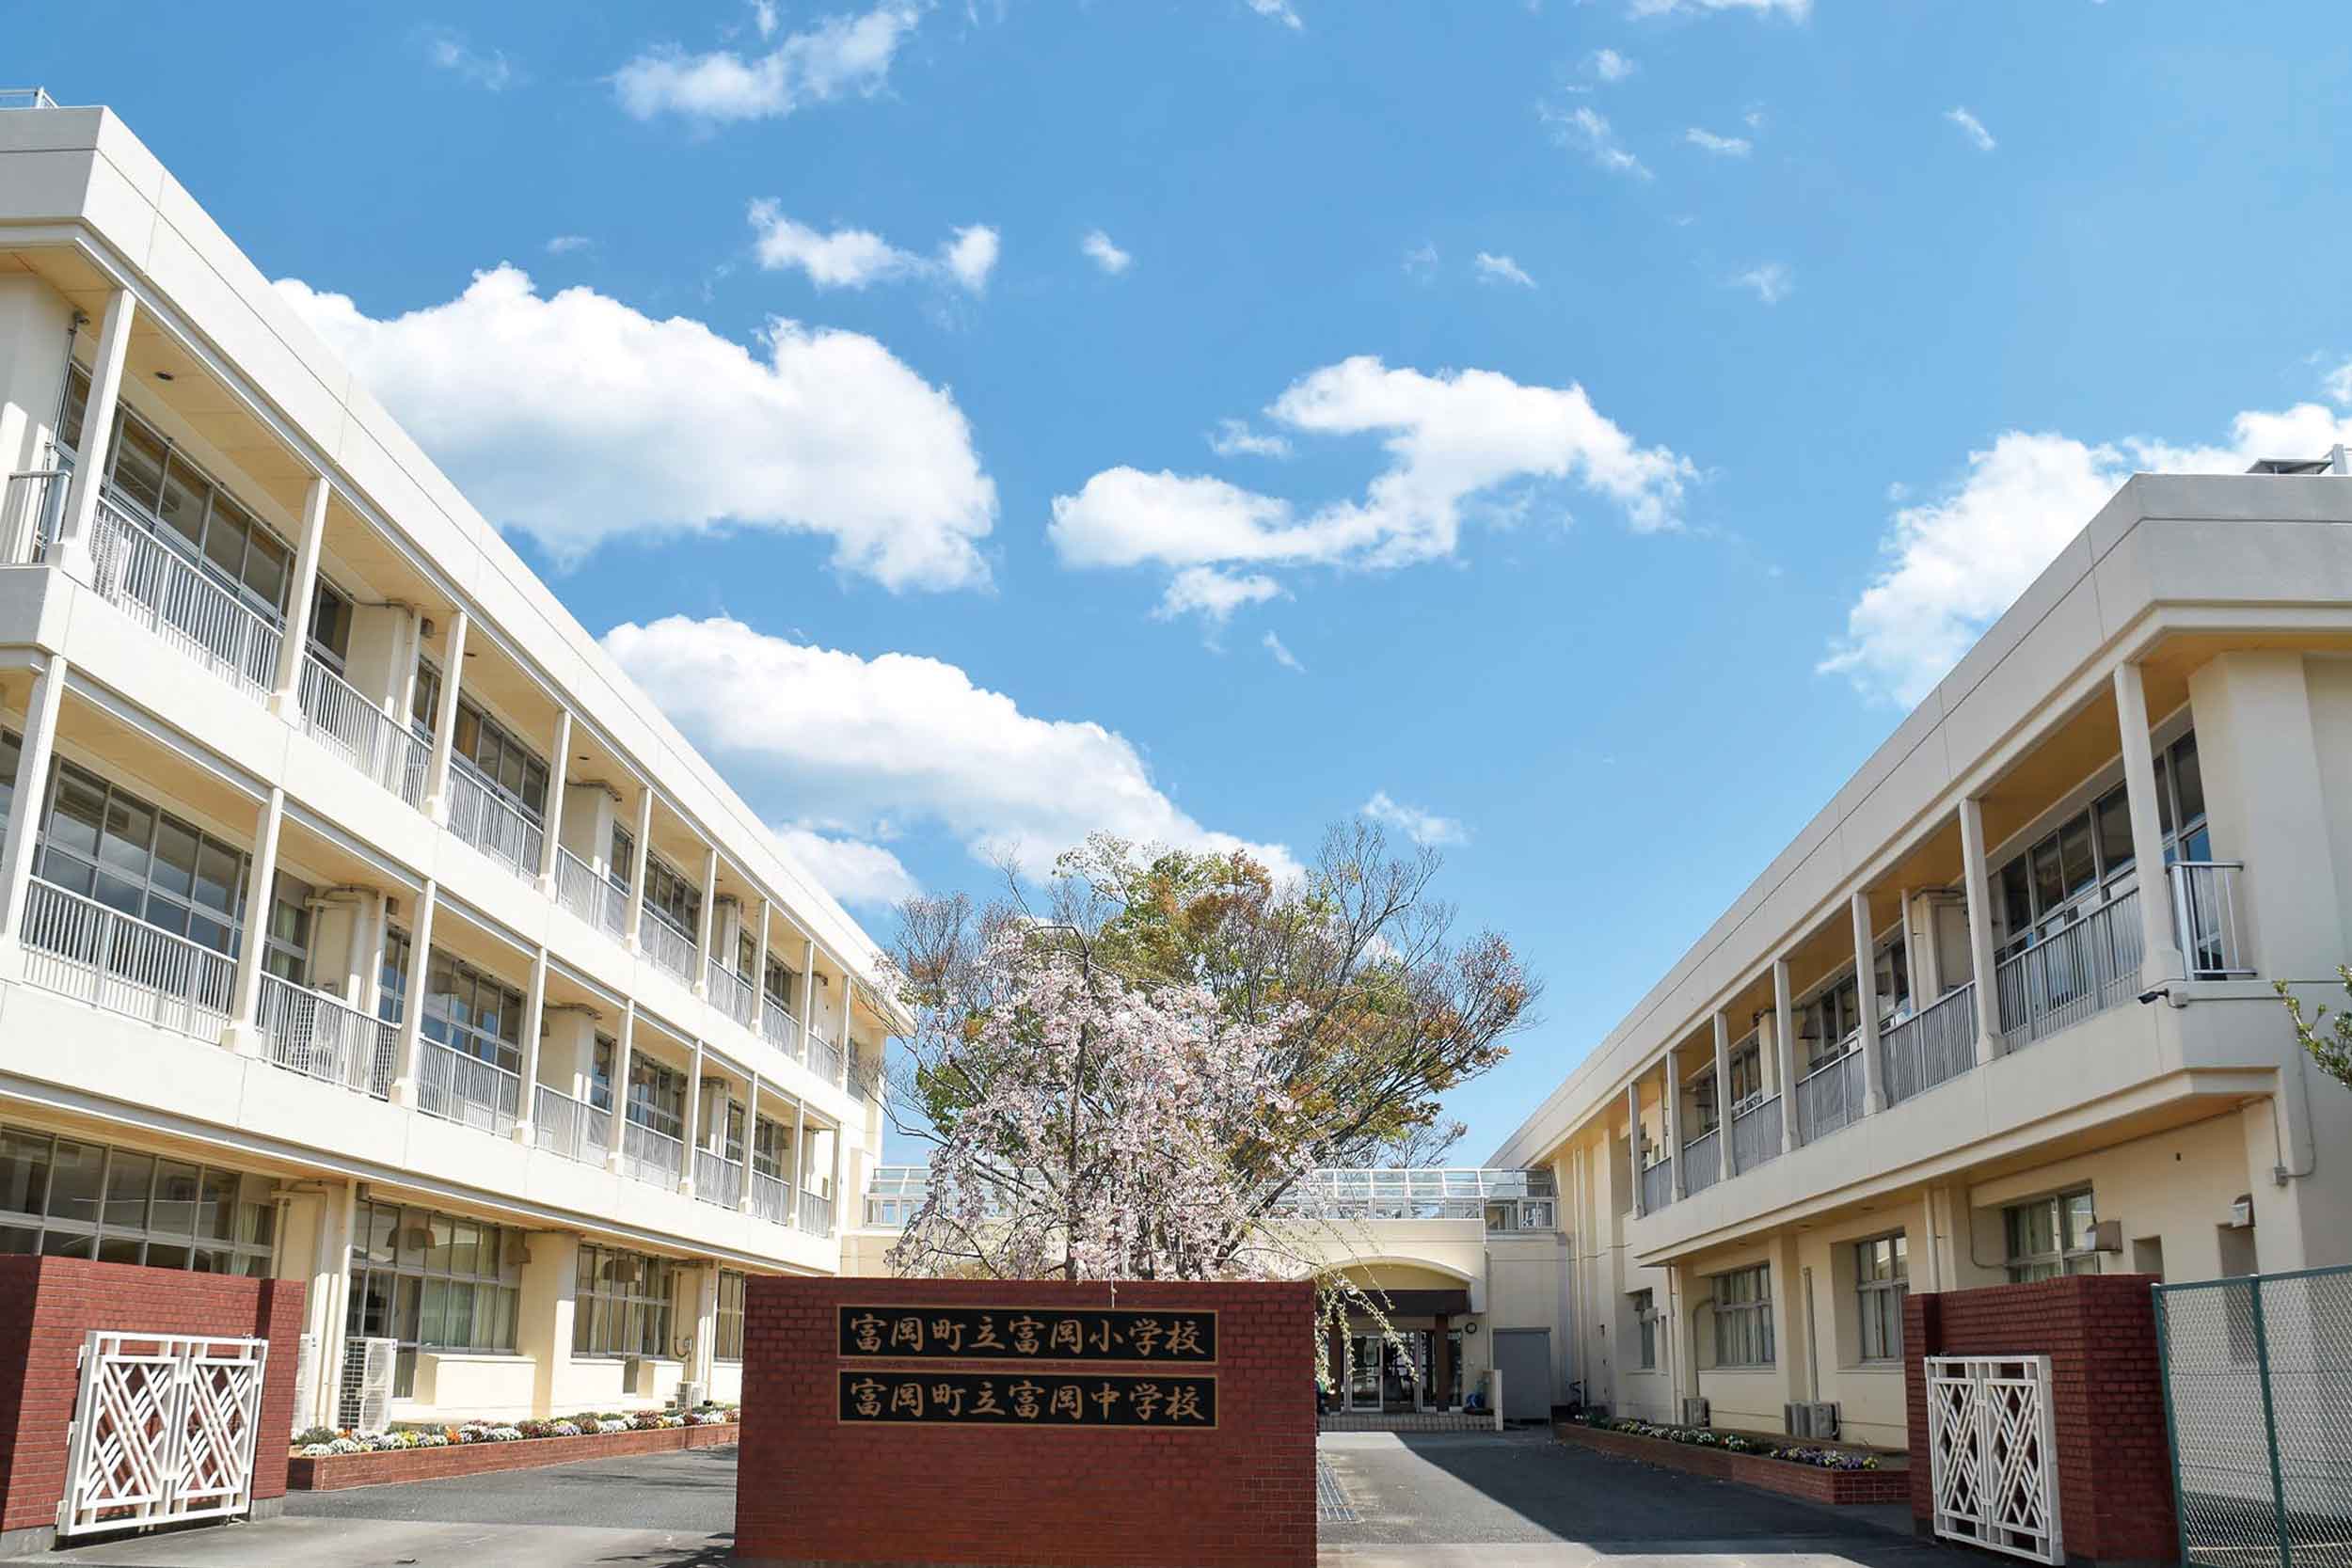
[[2156, 1265, 2352, 1568]]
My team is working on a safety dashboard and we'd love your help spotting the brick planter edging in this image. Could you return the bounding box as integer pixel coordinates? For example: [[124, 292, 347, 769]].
[[1552, 1421, 1911, 1506], [288, 1422, 737, 1491]]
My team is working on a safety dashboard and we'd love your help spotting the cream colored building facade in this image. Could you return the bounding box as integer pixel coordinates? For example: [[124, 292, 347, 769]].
[[1494, 460, 2352, 1449], [0, 101, 897, 1427]]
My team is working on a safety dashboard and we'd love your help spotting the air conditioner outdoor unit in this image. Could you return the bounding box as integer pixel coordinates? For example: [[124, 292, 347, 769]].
[[1784, 1401, 1840, 1440], [676, 1379, 706, 1412], [1680, 1398, 1710, 1427], [339, 1337, 398, 1435], [291, 1332, 319, 1433]]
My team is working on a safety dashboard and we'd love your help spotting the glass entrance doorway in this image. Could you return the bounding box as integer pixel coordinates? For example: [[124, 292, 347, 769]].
[[1346, 1331, 1435, 1412]]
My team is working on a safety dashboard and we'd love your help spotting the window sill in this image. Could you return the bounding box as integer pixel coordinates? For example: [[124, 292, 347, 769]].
[[419, 1351, 531, 1366]]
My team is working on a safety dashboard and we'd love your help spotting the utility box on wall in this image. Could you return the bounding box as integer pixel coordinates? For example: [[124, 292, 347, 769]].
[[735, 1276, 1316, 1568]]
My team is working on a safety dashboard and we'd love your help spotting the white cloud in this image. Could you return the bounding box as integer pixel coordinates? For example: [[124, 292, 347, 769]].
[[1629, 0, 1809, 17], [1474, 252, 1537, 288], [1823, 401, 2352, 705], [1685, 126, 1752, 156], [1209, 419, 1293, 459], [1081, 230, 1133, 275], [603, 615, 1297, 880], [275, 265, 995, 587], [1246, 0, 1304, 27], [1589, 47, 1636, 81], [427, 32, 516, 90], [1263, 630, 1305, 673], [1361, 791, 1468, 847], [771, 824, 918, 908], [747, 201, 998, 294], [2328, 360, 2352, 404], [1155, 565, 1284, 625], [1733, 261, 1792, 303], [1946, 105, 1996, 152], [1542, 103, 1652, 181], [613, 2, 919, 124], [750, 0, 780, 39], [1403, 242, 1440, 281], [545, 234, 592, 256], [1050, 356, 1696, 619]]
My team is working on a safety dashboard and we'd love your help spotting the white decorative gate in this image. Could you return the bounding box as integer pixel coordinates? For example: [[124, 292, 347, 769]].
[[1925, 1354, 2064, 1565], [58, 1332, 270, 1538]]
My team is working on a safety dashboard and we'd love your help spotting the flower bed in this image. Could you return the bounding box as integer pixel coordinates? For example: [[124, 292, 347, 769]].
[[1554, 1415, 1909, 1506], [288, 1408, 739, 1491]]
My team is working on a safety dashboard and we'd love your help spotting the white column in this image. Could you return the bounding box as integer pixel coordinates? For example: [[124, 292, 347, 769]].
[[2113, 662, 2188, 987], [1661, 1055, 1685, 1199], [341, 890, 377, 1008], [1625, 1081, 1644, 1217], [739, 1074, 761, 1213], [389, 879, 438, 1104], [422, 609, 469, 823], [514, 947, 549, 1144], [55, 288, 134, 582], [751, 898, 771, 1032], [227, 786, 287, 1055], [1851, 890, 1886, 1115], [1772, 958, 1798, 1153], [828, 1117, 845, 1237], [1712, 1011, 1735, 1179], [1898, 888, 1920, 1014], [606, 1001, 637, 1174], [791, 1100, 808, 1218], [0, 654, 69, 955], [798, 937, 816, 1062], [694, 847, 719, 995], [537, 710, 572, 892], [679, 1041, 705, 1196], [391, 610, 422, 723], [1958, 798, 2004, 1065], [269, 472, 329, 713], [624, 786, 653, 950]]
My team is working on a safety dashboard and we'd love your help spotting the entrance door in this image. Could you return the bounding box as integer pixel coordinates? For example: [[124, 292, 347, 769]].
[[1346, 1334, 1381, 1412], [1380, 1332, 1432, 1412], [1490, 1328, 1551, 1421]]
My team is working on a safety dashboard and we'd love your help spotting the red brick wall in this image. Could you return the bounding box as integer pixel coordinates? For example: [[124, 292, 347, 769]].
[[290, 1420, 736, 1490], [0, 1257, 307, 1534], [737, 1277, 1316, 1568], [1903, 1275, 2175, 1565], [1552, 1421, 1911, 1505]]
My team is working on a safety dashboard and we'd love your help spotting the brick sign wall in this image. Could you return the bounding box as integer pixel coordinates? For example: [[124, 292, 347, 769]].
[[0, 1256, 306, 1544], [1903, 1275, 2175, 1566], [738, 1276, 1316, 1568]]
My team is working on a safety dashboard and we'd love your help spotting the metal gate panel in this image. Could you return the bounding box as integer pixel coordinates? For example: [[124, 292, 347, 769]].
[[1926, 1354, 2063, 1565], [58, 1332, 269, 1538]]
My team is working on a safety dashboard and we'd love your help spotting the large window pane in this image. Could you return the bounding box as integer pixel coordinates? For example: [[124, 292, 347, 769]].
[[155, 454, 211, 551], [102, 1151, 153, 1230], [150, 1160, 199, 1236], [110, 420, 167, 515], [2172, 736, 2205, 826], [46, 766, 105, 861], [2095, 789, 2134, 879], [0, 1129, 51, 1216]]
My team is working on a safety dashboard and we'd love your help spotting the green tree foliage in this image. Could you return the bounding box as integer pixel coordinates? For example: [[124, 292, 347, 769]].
[[2279, 969, 2352, 1090]]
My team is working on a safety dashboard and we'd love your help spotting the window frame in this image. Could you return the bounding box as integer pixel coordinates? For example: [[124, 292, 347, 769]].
[[2003, 1189, 2102, 1283], [1853, 1232, 1909, 1363], [714, 1271, 747, 1363], [344, 1198, 523, 1399], [572, 1243, 678, 1359], [1630, 1289, 1657, 1370], [0, 1123, 273, 1277], [1711, 1263, 1775, 1369]]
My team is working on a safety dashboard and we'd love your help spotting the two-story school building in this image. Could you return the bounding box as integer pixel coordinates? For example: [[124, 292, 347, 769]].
[[0, 97, 898, 1429]]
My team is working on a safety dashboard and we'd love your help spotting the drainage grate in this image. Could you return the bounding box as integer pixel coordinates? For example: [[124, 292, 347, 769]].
[[1315, 1455, 1359, 1524]]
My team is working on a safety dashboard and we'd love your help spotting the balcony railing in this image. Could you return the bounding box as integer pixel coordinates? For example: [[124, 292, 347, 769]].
[[801, 1189, 835, 1236], [1681, 1128, 1723, 1195], [296, 653, 426, 809], [709, 958, 757, 1028], [694, 1148, 746, 1209], [555, 849, 629, 940], [1794, 1047, 1867, 1144], [810, 1029, 844, 1085], [2, 468, 68, 563], [1638, 1158, 1674, 1213], [534, 1084, 612, 1167], [751, 1170, 793, 1226], [620, 1117, 684, 1187], [446, 759, 544, 882], [256, 973, 397, 1098], [2170, 861, 2253, 979], [760, 994, 800, 1058], [88, 491, 281, 703], [19, 878, 236, 1040], [640, 906, 697, 984], [1994, 889, 2145, 1050], [417, 1038, 521, 1135], [1729, 1094, 1782, 1171], [1880, 982, 1979, 1108]]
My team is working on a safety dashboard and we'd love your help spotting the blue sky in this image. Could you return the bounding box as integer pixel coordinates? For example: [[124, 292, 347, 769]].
[[28, 1, 2352, 1162]]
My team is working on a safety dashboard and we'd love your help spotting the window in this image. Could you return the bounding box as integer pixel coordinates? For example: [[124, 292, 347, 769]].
[[451, 695, 548, 819], [1994, 732, 2206, 957], [642, 852, 701, 939], [752, 1116, 789, 1180], [628, 1056, 686, 1140], [573, 1244, 677, 1358], [1630, 1290, 1656, 1370], [345, 1200, 522, 1398], [379, 925, 412, 1024], [420, 949, 525, 1074], [1727, 1036, 1765, 1112], [1799, 974, 1863, 1072], [262, 872, 315, 984], [36, 758, 247, 958], [1712, 1264, 1773, 1368], [763, 954, 798, 1014], [2005, 1190, 2101, 1282], [590, 1034, 617, 1115], [409, 660, 441, 737], [308, 578, 354, 672], [608, 822, 635, 888], [1855, 1234, 1908, 1362], [0, 1124, 273, 1275], [715, 1271, 747, 1362]]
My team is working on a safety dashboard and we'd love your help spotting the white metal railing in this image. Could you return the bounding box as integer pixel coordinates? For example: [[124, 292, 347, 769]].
[[751, 1170, 793, 1226], [810, 1029, 844, 1085], [19, 878, 237, 1040], [1681, 1128, 1723, 1195], [555, 849, 629, 939], [640, 906, 697, 983], [1638, 1158, 1674, 1213], [416, 1037, 521, 1134], [1795, 1047, 1867, 1144], [710, 958, 757, 1028], [1730, 1094, 1782, 1171], [256, 973, 398, 1098], [534, 1084, 612, 1167], [296, 653, 426, 809], [445, 759, 545, 881], [2, 468, 67, 563], [620, 1117, 685, 1187], [87, 492, 282, 702], [1994, 890, 2145, 1049], [801, 1189, 835, 1235], [760, 994, 800, 1057], [2169, 861, 2253, 980], [1882, 982, 1979, 1107], [694, 1148, 745, 1209], [0, 87, 59, 110]]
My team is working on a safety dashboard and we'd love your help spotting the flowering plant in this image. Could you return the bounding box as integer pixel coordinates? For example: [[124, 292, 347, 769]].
[[1574, 1414, 1882, 1470]]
